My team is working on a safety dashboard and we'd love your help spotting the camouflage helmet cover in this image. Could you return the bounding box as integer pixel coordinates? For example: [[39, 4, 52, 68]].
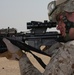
[[63, 0, 74, 12], [55, 0, 67, 5], [48, 0, 74, 21], [55, 0, 74, 12]]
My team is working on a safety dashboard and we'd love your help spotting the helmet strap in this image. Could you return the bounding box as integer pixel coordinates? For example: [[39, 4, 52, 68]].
[[62, 14, 74, 42]]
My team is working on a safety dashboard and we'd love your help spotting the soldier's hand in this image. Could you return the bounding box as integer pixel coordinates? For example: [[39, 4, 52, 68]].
[[2, 38, 24, 60]]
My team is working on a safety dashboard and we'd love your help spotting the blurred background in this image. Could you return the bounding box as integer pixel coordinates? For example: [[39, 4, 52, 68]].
[[0, 0, 53, 32]]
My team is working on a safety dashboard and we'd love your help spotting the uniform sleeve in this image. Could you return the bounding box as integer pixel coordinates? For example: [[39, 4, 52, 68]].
[[19, 54, 42, 75]]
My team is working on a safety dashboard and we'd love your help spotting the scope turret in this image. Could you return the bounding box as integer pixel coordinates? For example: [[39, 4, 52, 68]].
[[27, 20, 57, 29]]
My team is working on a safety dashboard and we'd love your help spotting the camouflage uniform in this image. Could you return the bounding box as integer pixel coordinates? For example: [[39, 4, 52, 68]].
[[44, 41, 74, 75], [18, 41, 74, 75]]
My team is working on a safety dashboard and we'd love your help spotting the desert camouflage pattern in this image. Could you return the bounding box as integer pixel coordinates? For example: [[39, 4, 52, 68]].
[[63, 0, 74, 12], [48, 2, 65, 21], [44, 41, 74, 75], [18, 40, 74, 75], [48, 0, 74, 22], [55, 0, 67, 5], [19, 54, 42, 75]]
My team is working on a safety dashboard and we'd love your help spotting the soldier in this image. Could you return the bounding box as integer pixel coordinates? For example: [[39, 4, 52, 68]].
[[1, 0, 74, 75]]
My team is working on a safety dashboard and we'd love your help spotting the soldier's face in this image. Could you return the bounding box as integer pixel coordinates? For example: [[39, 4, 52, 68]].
[[57, 12, 74, 39]]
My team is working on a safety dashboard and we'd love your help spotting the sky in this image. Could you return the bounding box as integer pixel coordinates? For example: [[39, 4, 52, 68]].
[[0, 0, 53, 32]]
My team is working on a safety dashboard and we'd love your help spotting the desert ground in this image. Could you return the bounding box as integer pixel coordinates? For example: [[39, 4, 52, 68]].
[[0, 52, 50, 75]]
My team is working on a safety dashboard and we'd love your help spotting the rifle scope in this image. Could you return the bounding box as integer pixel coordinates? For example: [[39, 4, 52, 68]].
[[27, 20, 57, 29]]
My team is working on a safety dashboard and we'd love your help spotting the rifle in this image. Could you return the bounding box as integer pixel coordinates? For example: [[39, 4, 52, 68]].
[[0, 20, 64, 69], [0, 20, 63, 53]]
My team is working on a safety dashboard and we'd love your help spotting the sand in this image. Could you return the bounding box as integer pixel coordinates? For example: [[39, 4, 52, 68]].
[[0, 52, 50, 75], [0, 58, 20, 75]]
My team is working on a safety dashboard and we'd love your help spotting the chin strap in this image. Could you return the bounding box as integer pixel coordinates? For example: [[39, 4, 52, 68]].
[[62, 15, 74, 42], [62, 16, 74, 33]]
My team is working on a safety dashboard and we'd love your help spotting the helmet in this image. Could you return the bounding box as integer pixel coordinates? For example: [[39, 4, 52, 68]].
[[63, 0, 74, 12], [55, 0, 67, 5], [56, 0, 74, 12], [47, 0, 74, 21]]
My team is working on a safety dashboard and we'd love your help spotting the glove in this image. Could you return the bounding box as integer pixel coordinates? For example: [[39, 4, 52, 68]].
[[2, 38, 24, 60]]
